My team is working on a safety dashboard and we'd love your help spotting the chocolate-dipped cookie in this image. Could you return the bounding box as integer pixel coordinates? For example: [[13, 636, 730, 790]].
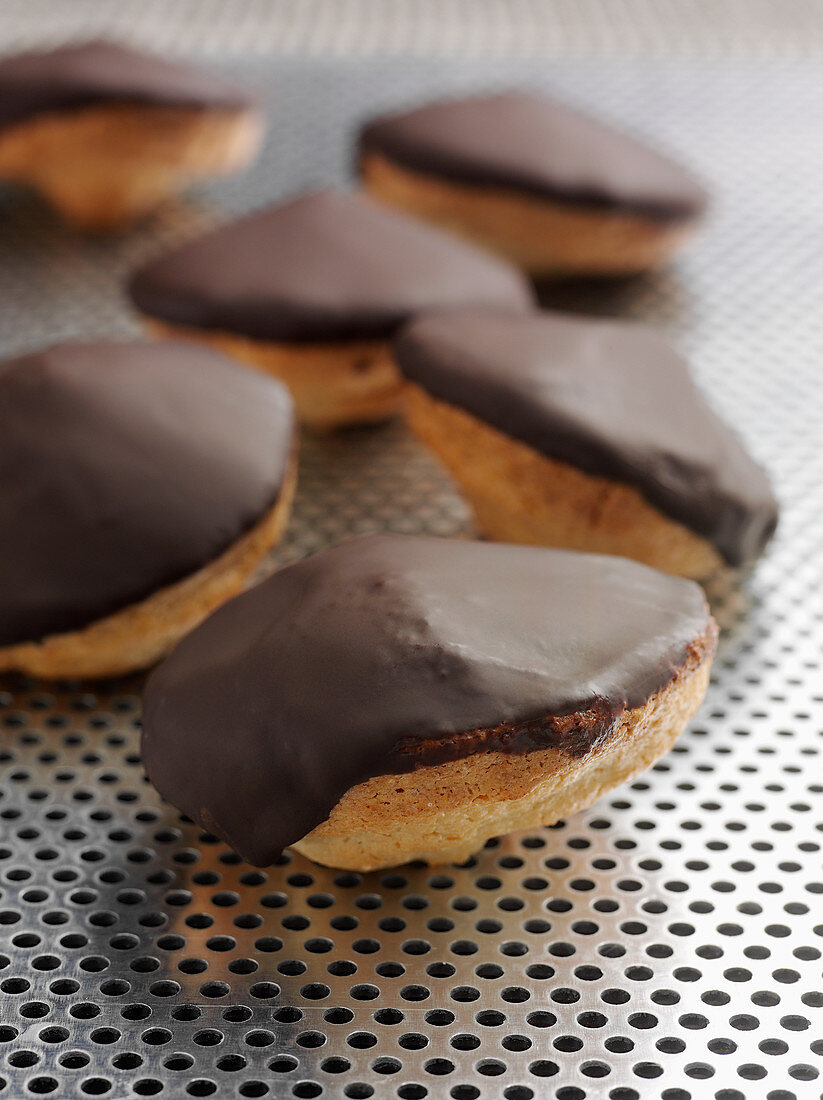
[[128, 188, 534, 429], [359, 91, 707, 276], [143, 535, 716, 871], [396, 310, 777, 578], [0, 341, 296, 679], [0, 41, 262, 230]]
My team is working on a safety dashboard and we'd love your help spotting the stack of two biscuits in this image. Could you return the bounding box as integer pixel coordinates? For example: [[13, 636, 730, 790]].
[[353, 91, 773, 582]]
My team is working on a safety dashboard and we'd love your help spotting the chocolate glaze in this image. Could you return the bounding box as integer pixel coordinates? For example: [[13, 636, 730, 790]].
[[142, 534, 713, 866], [396, 309, 778, 566], [0, 41, 253, 133], [359, 91, 707, 221], [0, 341, 294, 648], [128, 189, 535, 343]]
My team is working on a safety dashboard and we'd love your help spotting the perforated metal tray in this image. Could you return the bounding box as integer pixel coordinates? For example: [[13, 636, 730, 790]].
[[0, 47, 822, 1100]]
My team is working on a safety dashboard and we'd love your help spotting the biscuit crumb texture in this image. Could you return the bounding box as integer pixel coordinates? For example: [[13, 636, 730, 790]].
[[0, 103, 262, 230], [406, 385, 723, 579], [362, 152, 696, 276], [294, 633, 713, 871], [149, 320, 404, 430], [0, 459, 296, 680]]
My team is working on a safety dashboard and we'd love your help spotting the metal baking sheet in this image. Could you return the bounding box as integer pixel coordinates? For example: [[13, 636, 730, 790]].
[[0, 47, 822, 1100]]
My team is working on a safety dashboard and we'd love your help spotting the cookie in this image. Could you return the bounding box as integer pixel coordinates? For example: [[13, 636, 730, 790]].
[[142, 535, 716, 871], [128, 188, 534, 429], [359, 91, 707, 275], [0, 341, 296, 679], [0, 41, 262, 229], [396, 309, 777, 577]]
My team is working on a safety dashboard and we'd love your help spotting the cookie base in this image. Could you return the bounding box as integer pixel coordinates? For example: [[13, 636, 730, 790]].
[[0, 103, 262, 230], [146, 320, 404, 430], [0, 459, 297, 680], [405, 385, 723, 579], [293, 625, 715, 871], [361, 152, 697, 276]]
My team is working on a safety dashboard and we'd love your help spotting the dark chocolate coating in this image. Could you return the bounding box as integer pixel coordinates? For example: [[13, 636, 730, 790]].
[[142, 534, 711, 865], [0, 40, 253, 133], [395, 309, 778, 566], [128, 189, 535, 343], [359, 91, 707, 220], [0, 341, 294, 648]]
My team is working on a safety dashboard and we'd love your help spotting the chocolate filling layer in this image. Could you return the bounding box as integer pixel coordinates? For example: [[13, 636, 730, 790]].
[[128, 189, 534, 343], [359, 91, 707, 221], [0, 340, 294, 647], [394, 632, 713, 769], [142, 535, 713, 865], [0, 40, 254, 133], [395, 309, 778, 566]]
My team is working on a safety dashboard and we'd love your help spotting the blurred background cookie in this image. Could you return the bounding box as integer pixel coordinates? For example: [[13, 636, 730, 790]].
[[143, 535, 716, 870], [396, 309, 777, 577], [359, 91, 707, 276], [128, 188, 534, 429], [0, 340, 296, 679], [0, 40, 263, 230]]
